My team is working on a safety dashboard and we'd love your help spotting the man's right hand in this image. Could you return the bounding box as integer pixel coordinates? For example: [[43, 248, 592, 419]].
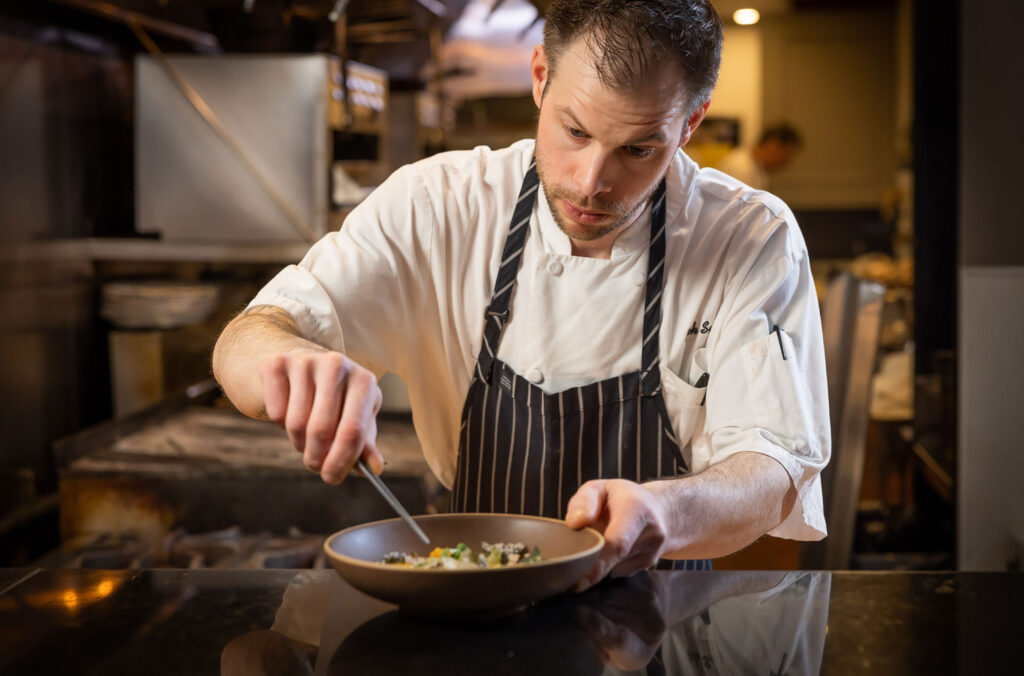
[[260, 348, 384, 484], [212, 305, 384, 485]]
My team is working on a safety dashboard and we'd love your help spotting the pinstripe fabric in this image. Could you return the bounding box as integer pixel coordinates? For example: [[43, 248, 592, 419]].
[[451, 163, 710, 571], [474, 159, 538, 384]]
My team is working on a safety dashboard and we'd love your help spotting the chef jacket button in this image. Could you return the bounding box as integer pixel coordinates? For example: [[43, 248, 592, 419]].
[[526, 368, 544, 384], [547, 260, 564, 276], [632, 272, 646, 286]]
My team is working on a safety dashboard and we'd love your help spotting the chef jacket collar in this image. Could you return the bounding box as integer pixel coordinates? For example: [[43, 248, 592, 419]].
[[531, 148, 692, 261]]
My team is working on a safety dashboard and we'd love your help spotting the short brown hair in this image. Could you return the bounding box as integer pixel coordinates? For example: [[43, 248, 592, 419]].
[[542, 0, 723, 112]]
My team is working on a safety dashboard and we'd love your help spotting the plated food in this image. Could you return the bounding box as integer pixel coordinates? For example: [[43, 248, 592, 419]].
[[324, 513, 603, 617], [381, 542, 543, 569]]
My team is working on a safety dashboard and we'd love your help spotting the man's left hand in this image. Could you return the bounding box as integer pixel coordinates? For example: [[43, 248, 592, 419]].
[[565, 479, 674, 592]]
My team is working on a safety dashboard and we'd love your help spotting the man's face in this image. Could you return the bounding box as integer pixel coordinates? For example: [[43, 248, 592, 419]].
[[530, 39, 706, 247]]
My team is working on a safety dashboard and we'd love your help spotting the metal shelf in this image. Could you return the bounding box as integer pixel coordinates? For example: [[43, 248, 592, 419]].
[[6, 238, 311, 265]]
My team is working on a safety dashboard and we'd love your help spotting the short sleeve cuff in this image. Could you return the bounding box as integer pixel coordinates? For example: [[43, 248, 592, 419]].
[[247, 264, 347, 354], [710, 427, 828, 541]]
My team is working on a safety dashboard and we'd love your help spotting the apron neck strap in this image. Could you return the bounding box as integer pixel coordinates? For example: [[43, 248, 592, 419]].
[[476, 158, 539, 382], [640, 179, 668, 396], [475, 157, 670, 393]]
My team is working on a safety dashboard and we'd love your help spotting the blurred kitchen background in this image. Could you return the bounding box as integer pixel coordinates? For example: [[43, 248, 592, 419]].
[[0, 0, 1020, 573]]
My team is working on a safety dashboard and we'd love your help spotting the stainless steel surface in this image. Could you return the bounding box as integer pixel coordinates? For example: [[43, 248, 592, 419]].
[[819, 273, 859, 453], [54, 404, 425, 481], [825, 279, 885, 569], [802, 274, 886, 569], [54, 402, 441, 548], [2, 239, 311, 264], [357, 459, 431, 546], [52, 381, 220, 470], [34, 526, 329, 569], [136, 54, 333, 242], [132, 25, 316, 242]]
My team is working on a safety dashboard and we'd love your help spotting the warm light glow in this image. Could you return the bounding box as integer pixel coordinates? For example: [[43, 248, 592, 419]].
[[53, 577, 119, 612], [733, 8, 760, 25], [62, 590, 80, 610]]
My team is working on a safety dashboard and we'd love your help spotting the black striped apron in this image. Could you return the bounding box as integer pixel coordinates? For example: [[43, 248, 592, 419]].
[[450, 159, 711, 571]]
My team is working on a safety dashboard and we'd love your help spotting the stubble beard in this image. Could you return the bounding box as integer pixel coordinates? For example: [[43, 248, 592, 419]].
[[535, 148, 660, 243]]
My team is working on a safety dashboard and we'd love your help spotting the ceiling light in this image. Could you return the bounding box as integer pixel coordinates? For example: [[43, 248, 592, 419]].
[[733, 8, 760, 25]]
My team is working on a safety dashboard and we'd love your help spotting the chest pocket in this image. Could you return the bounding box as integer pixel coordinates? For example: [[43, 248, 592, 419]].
[[659, 361, 708, 453]]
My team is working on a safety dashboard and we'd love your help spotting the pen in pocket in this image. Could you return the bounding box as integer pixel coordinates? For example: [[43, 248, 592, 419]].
[[772, 325, 788, 360]]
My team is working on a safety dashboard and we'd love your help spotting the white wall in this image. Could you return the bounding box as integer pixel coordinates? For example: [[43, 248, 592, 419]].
[[762, 11, 897, 209], [708, 25, 763, 149], [706, 11, 899, 210]]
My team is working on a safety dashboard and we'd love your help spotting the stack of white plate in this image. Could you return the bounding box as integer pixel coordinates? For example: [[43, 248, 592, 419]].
[[101, 281, 220, 330]]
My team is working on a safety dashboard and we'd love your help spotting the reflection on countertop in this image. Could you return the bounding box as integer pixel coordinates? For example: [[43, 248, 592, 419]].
[[1, 568, 1019, 675]]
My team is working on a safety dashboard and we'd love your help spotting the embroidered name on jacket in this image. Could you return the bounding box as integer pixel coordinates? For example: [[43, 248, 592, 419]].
[[686, 321, 712, 337]]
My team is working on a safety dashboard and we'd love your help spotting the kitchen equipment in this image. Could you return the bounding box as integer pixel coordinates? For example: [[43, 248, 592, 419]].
[[136, 54, 388, 242], [52, 401, 445, 560], [323, 513, 603, 617], [100, 281, 220, 329], [356, 459, 430, 545]]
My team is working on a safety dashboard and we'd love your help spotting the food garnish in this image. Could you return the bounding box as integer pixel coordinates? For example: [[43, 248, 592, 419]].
[[380, 542, 542, 569]]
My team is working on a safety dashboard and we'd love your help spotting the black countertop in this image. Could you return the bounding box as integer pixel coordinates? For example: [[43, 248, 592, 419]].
[[0, 568, 1019, 675]]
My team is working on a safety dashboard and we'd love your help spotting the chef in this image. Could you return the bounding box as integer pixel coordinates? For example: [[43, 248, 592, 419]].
[[213, 0, 830, 587]]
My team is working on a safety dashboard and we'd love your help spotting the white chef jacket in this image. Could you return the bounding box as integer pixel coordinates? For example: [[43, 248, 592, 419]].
[[599, 572, 830, 676], [249, 139, 830, 541]]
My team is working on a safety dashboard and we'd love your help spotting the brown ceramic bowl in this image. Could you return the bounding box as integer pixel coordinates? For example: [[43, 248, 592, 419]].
[[323, 513, 604, 617]]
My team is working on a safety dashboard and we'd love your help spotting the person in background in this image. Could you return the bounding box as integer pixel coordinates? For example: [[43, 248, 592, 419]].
[[213, 0, 830, 587], [715, 123, 803, 190]]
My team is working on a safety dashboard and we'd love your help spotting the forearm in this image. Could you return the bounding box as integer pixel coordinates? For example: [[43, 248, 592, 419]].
[[653, 452, 797, 560], [212, 305, 327, 419]]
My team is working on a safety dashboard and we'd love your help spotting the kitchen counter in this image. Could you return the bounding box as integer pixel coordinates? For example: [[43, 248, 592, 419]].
[[0, 568, 1019, 675]]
